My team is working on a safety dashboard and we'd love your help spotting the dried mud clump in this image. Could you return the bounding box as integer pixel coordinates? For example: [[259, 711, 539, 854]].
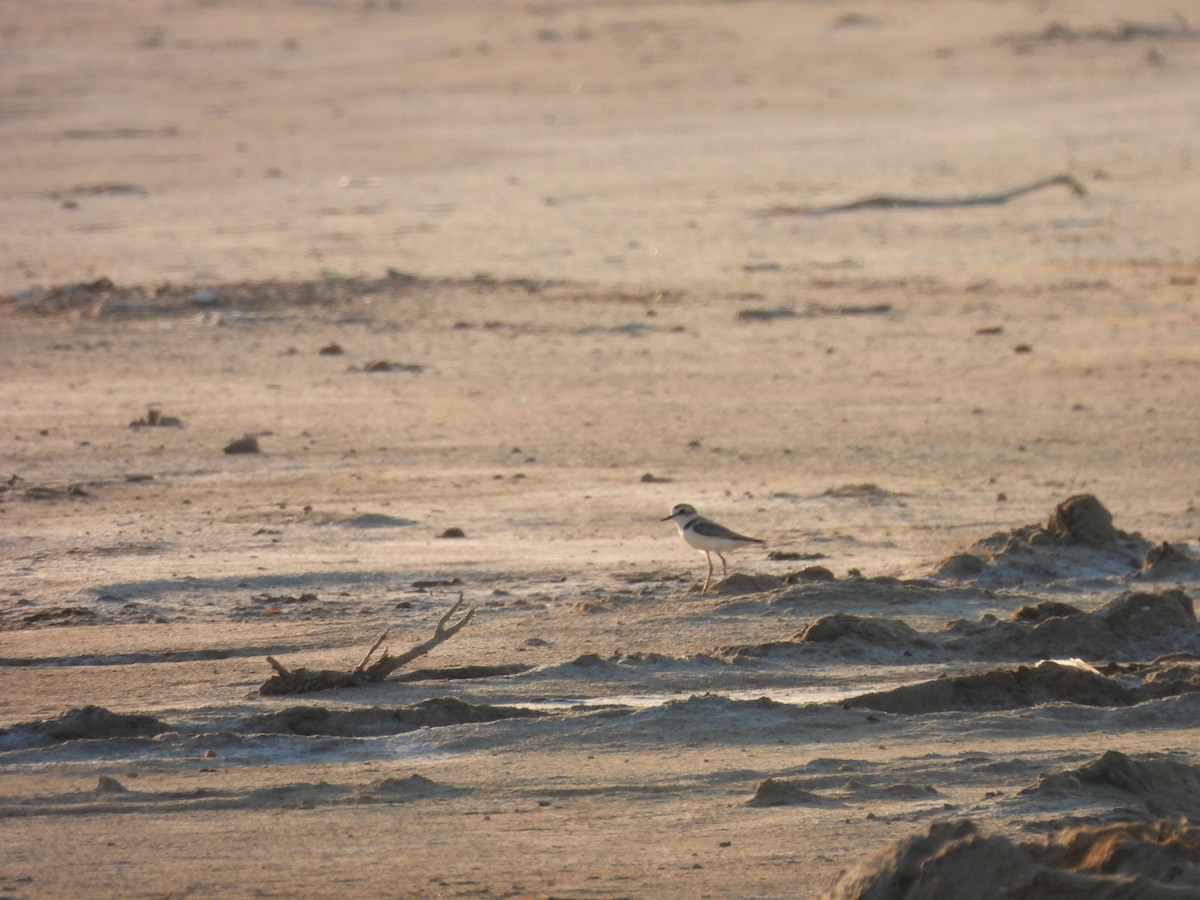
[[747, 778, 823, 807], [356, 360, 423, 373], [339, 513, 416, 529], [935, 552, 987, 578], [747, 775, 936, 808], [224, 435, 261, 454], [827, 817, 1200, 900], [934, 494, 1200, 587], [1046, 494, 1117, 546], [128, 406, 183, 428]]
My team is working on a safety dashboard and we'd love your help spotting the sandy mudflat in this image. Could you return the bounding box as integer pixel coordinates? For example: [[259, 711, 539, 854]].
[[2, 1, 1200, 897]]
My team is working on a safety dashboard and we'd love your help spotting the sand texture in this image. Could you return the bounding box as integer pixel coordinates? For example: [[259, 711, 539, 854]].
[[2, 1, 1200, 897]]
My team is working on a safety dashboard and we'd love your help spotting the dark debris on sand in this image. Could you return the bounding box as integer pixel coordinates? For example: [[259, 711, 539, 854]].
[[0, 272, 589, 319]]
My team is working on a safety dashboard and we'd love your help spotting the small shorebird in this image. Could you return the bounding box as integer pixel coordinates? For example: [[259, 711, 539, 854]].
[[661, 503, 765, 591]]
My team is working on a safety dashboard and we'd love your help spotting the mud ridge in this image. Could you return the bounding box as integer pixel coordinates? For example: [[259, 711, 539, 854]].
[[0, 699, 548, 751], [720, 589, 1198, 665], [842, 660, 1140, 714], [241, 698, 549, 737], [0, 705, 171, 749], [0, 773, 467, 819]]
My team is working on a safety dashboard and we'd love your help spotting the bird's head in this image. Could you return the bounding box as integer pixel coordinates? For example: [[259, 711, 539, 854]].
[[661, 503, 697, 522]]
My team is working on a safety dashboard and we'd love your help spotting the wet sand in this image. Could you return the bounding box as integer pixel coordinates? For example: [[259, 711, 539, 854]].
[[3, 1, 1200, 897]]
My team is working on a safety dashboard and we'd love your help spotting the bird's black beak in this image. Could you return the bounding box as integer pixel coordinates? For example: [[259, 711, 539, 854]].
[[660, 514, 673, 521]]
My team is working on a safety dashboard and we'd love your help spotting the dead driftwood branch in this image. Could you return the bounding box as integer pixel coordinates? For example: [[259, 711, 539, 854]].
[[260, 594, 476, 695], [358, 594, 476, 681], [758, 173, 1087, 218]]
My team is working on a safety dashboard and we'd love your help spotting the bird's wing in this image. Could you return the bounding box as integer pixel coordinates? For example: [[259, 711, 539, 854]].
[[690, 518, 764, 543]]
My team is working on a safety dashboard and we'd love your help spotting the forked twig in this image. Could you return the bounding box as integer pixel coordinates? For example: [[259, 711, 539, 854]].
[[259, 594, 477, 695], [359, 593, 475, 681]]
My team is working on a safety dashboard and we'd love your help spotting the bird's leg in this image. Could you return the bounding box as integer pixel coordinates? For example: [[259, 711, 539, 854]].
[[717, 551, 728, 576], [703, 552, 714, 591]]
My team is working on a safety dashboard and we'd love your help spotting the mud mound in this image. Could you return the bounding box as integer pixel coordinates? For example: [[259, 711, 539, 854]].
[[828, 820, 1040, 900], [1141, 541, 1200, 579], [759, 589, 1197, 664], [1032, 819, 1200, 890], [747, 762, 942, 810], [934, 495, 1200, 588], [0, 705, 171, 748], [626, 694, 790, 737], [827, 817, 1200, 899], [842, 779, 940, 801], [242, 698, 547, 737], [358, 774, 469, 803], [1023, 750, 1200, 821], [338, 513, 418, 529], [843, 660, 1137, 714], [946, 589, 1198, 661], [716, 589, 1197, 665], [747, 778, 824, 807], [659, 694, 783, 713], [1095, 590, 1196, 639], [780, 564, 837, 582], [539, 650, 719, 677], [798, 614, 937, 651], [1100, 656, 1200, 700]]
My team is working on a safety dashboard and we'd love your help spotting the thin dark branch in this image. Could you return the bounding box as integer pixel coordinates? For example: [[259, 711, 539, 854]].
[[355, 627, 391, 674], [758, 173, 1087, 218]]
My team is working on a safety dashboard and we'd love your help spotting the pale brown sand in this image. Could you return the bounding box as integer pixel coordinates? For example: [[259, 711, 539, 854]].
[[2, 1, 1200, 897]]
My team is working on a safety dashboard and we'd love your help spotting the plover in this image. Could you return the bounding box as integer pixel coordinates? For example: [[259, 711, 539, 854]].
[[661, 503, 765, 591]]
